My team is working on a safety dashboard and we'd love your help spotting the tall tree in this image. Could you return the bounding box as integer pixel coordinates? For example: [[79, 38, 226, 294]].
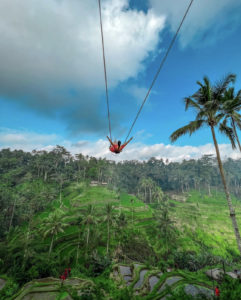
[[170, 74, 241, 255], [82, 205, 96, 256], [220, 87, 241, 151], [40, 210, 68, 257], [104, 204, 115, 255], [154, 207, 176, 254]]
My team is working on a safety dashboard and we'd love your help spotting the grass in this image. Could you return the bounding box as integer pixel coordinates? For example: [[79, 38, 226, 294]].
[[169, 190, 241, 257], [6, 184, 241, 299], [28, 185, 241, 260]]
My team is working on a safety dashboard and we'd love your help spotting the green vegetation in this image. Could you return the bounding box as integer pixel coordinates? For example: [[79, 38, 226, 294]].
[[170, 73, 241, 255], [1, 74, 241, 298], [1, 182, 241, 299]]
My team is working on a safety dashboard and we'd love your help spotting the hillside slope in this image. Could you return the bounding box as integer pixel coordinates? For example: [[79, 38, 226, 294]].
[[1, 184, 241, 299]]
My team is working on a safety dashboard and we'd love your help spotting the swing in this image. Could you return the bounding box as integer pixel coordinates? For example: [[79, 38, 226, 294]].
[[97, 0, 194, 153]]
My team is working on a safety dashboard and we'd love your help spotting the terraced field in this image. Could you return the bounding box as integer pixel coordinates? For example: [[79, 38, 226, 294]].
[[113, 263, 214, 299], [7, 263, 216, 299], [168, 190, 241, 257], [3, 184, 241, 299]]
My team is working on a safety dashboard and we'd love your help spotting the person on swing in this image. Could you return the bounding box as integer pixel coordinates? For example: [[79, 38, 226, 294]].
[[107, 136, 133, 154]]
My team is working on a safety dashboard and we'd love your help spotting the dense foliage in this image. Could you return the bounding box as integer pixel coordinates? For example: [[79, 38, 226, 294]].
[[1, 147, 241, 238], [0, 148, 241, 298], [0, 74, 241, 298]]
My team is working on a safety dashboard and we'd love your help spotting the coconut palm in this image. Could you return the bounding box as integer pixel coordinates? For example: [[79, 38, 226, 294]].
[[153, 186, 164, 204], [82, 205, 96, 256], [155, 208, 176, 253], [140, 177, 155, 202], [40, 209, 68, 257], [75, 216, 82, 264], [140, 177, 149, 202], [103, 203, 115, 255], [130, 198, 134, 225], [170, 74, 241, 255], [220, 87, 241, 151], [114, 211, 128, 260]]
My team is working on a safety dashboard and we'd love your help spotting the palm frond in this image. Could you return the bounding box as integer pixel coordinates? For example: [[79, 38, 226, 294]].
[[214, 73, 236, 98], [234, 116, 241, 130], [195, 109, 208, 121], [170, 120, 205, 142], [184, 97, 201, 111], [215, 113, 225, 124], [237, 89, 241, 99], [219, 121, 236, 149], [196, 80, 204, 88]]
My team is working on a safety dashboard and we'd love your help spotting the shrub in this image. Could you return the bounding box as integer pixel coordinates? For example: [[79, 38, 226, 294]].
[[173, 250, 219, 271], [0, 279, 19, 300]]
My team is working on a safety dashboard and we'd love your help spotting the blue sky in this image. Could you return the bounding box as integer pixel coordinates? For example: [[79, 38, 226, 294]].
[[0, 0, 241, 161]]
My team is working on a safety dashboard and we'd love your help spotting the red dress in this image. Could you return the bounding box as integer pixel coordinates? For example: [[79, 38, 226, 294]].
[[215, 287, 220, 297], [109, 144, 126, 154]]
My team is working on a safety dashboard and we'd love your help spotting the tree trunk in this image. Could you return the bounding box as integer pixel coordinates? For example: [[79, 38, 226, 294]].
[[107, 220, 110, 255], [48, 234, 54, 257], [132, 204, 134, 225], [9, 197, 17, 231], [211, 125, 241, 255], [76, 229, 81, 264], [194, 179, 197, 190], [44, 171, 48, 182], [59, 191, 62, 208], [22, 228, 30, 270], [232, 117, 241, 152], [86, 226, 90, 255], [207, 183, 211, 196]]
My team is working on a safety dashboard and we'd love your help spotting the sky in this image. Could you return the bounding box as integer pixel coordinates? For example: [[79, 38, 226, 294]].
[[0, 0, 241, 161]]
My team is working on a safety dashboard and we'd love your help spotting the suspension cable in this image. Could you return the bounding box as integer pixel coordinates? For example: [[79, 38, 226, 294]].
[[98, 0, 112, 140], [124, 0, 195, 143]]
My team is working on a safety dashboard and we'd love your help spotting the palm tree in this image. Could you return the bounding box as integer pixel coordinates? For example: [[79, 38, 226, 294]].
[[220, 87, 241, 151], [104, 203, 115, 255], [170, 74, 241, 255], [82, 205, 96, 256], [75, 216, 82, 264], [8, 194, 19, 232], [22, 225, 35, 270], [114, 211, 128, 260], [130, 198, 134, 225], [40, 210, 68, 257], [140, 178, 150, 202], [155, 208, 176, 254], [7, 225, 35, 270], [153, 186, 164, 204]]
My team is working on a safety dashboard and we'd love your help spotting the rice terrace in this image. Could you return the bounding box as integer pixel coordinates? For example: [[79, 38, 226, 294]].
[[1, 0, 241, 299]]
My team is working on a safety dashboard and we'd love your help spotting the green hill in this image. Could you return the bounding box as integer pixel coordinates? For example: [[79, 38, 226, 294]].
[[1, 184, 241, 299]]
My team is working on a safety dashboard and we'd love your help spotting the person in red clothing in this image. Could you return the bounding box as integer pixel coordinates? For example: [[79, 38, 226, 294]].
[[60, 274, 66, 286], [107, 136, 133, 154], [215, 286, 220, 297]]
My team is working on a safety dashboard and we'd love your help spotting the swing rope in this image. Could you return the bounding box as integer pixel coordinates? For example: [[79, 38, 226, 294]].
[[98, 0, 112, 140], [124, 0, 195, 143]]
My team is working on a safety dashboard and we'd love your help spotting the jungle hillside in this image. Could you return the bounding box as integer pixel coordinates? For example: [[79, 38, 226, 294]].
[[1, 147, 241, 299]]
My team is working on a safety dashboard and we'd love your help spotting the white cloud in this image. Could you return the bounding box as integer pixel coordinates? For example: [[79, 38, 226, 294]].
[[1, 128, 240, 162], [0, 128, 58, 152], [0, 0, 166, 134], [149, 0, 241, 47], [0, 0, 164, 106]]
